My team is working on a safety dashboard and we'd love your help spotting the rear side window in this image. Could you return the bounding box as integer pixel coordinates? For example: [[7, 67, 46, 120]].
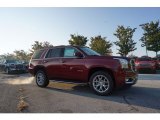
[[46, 48, 62, 58], [32, 49, 44, 59]]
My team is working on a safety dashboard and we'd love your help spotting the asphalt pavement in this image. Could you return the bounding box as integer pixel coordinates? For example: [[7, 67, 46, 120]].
[[0, 73, 160, 113]]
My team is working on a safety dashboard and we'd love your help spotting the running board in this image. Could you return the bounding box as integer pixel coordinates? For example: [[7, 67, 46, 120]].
[[50, 79, 88, 85]]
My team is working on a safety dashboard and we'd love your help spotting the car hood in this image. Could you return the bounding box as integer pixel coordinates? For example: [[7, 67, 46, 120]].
[[87, 55, 129, 60]]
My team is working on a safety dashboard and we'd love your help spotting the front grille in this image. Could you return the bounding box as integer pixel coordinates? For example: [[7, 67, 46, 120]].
[[16, 64, 24, 69], [139, 64, 151, 67], [129, 59, 136, 72], [10, 65, 15, 68]]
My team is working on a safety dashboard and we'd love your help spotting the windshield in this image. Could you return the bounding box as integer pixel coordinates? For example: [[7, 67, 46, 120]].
[[80, 47, 101, 56]]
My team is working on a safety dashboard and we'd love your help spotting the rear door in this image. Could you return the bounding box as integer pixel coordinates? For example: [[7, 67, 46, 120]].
[[43, 47, 63, 79], [60, 47, 87, 81]]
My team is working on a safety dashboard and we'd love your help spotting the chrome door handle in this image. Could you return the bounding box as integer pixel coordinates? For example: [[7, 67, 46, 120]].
[[60, 59, 65, 63]]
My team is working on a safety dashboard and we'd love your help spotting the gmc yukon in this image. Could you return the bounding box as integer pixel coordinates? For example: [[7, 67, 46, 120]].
[[29, 46, 138, 95]]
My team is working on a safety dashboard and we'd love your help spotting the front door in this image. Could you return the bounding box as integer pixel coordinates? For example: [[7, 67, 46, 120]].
[[61, 47, 87, 81]]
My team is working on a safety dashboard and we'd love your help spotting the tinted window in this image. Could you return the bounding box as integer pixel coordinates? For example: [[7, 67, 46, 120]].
[[64, 47, 78, 57], [80, 47, 101, 56], [46, 48, 62, 58], [32, 49, 44, 59]]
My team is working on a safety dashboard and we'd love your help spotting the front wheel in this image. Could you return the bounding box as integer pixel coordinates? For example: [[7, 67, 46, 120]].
[[35, 70, 49, 87], [89, 71, 114, 96]]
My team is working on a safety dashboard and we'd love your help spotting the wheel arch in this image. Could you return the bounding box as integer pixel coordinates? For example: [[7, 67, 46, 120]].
[[88, 67, 116, 87], [33, 65, 47, 76]]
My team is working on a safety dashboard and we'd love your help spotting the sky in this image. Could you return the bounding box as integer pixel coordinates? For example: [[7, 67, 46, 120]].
[[0, 7, 160, 57]]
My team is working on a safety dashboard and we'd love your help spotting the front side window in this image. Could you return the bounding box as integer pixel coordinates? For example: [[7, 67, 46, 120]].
[[63, 47, 78, 57], [80, 47, 101, 56], [46, 48, 62, 58]]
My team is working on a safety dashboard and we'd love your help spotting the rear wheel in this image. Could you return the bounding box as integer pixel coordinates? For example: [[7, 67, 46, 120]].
[[35, 70, 49, 87], [89, 71, 114, 96]]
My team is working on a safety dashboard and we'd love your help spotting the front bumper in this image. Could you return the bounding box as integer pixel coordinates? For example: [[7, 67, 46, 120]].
[[125, 74, 138, 85], [114, 69, 138, 88], [9, 68, 25, 71], [125, 70, 138, 85]]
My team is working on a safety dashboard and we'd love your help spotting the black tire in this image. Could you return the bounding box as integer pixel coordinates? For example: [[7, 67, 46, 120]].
[[89, 71, 114, 96], [35, 70, 49, 87]]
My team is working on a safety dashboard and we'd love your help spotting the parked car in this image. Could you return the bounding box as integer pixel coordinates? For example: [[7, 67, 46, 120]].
[[0, 59, 26, 74], [135, 57, 156, 73], [20, 60, 29, 72], [28, 46, 138, 95], [152, 57, 160, 70]]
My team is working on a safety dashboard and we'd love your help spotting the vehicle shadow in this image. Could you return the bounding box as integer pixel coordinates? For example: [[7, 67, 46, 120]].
[[46, 84, 160, 111]]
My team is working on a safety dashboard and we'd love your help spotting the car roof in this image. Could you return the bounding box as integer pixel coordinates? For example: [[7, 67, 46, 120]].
[[36, 45, 85, 51]]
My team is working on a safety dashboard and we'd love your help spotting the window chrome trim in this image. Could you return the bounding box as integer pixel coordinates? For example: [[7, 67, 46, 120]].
[[44, 46, 86, 59]]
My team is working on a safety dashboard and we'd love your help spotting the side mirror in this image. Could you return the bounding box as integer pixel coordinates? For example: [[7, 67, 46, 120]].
[[75, 52, 83, 58]]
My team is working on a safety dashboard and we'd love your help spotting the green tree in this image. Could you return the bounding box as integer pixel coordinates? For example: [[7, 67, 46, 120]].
[[140, 21, 160, 57], [114, 26, 137, 57], [14, 50, 30, 61], [68, 34, 88, 46], [30, 41, 53, 55], [0, 53, 16, 60], [89, 35, 112, 55]]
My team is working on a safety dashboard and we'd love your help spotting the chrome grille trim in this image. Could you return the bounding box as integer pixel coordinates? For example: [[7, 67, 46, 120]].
[[130, 59, 136, 72]]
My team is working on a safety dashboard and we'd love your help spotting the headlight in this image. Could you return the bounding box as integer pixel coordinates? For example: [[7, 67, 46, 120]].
[[114, 58, 129, 69]]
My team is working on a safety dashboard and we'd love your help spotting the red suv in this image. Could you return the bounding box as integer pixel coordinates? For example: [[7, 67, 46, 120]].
[[135, 57, 156, 73], [29, 46, 138, 95]]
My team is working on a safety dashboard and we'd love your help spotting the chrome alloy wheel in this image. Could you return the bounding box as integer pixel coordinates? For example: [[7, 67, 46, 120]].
[[92, 75, 109, 93], [36, 72, 45, 86]]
